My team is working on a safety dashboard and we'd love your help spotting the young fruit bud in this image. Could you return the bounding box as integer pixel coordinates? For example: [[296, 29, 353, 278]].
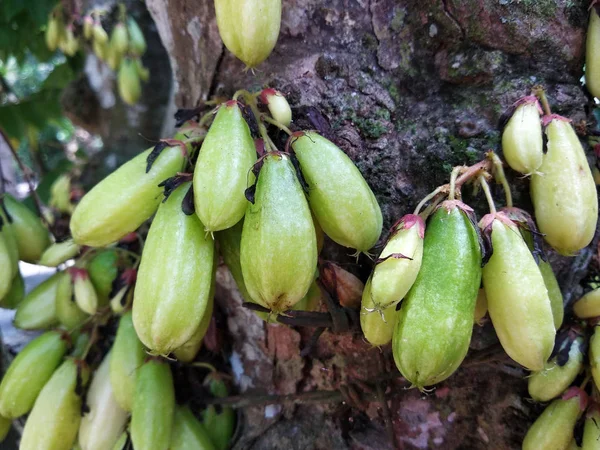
[[202, 375, 235, 450], [291, 131, 382, 253], [110, 23, 129, 54], [320, 261, 364, 309], [131, 359, 175, 450], [473, 288, 487, 325], [20, 359, 88, 450], [110, 311, 146, 411], [170, 405, 216, 450], [13, 272, 61, 330], [45, 14, 61, 51], [87, 249, 119, 306], [214, 0, 281, 68], [260, 88, 292, 127], [193, 101, 257, 232], [70, 267, 99, 315], [118, 58, 142, 105], [586, 6, 600, 99], [370, 215, 425, 311], [133, 183, 214, 355], [134, 58, 150, 82], [0, 330, 69, 418], [522, 388, 586, 450], [573, 288, 600, 319], [393, 201, 481, 388], [582, 406, 600, 449], [481, 213, 555, 371], [3, 194, 51, 263], [78, 352, 128, 450], [501, 96, 543, 175], [127, 18, 146, 56], [531, 115, 598, 256], [528, 332, 585, 402], [56, 270, 89, 329], [0, 271, 24, 309], [83, 16, 93, 40], [38, 238, 80, 267], [360, 276, 398, 346], [240, 153, 317, 313], [70, 143, 186, 247]]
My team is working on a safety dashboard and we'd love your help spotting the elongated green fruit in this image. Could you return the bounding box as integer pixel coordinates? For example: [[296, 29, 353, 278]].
[[215, 0, 281, 68], [0, 271, 24, 309], [70, 144, 185, 247], [193, 101, 256, 232], [110, 23, 128, 54], [587, 7, 600, 99], [590, 326, 600, 392], [0, 234, 14, 300], [79, 352, 128, 450], [107, 44, 122, 71], [111, 432, 128, 450], [14, 272, 60, 330], [87, 249, 119, 306], [540, 260, 564, 330], [83, 16, 93, 39], [0, 414, 10, 442], [20, 359, 87, 450], [240, 152, 317, 312], [360, 277, 398, 346], [133, 183, 214, 354], [531, 116, 598, 255], [131, 359, 175, 450], [291, 131, 382, 253], [522, 390, 586, 450], [202, 376, 234, 450], [46, 15, 60, 51], [3, 194, 51, 262], [127, 17, 146, 56], [482, 214, 555, 371], [501, 96, 543, 175], [56, 271, 89, 329], [583, 408, 600, 450], [574, 288, 600, 319], [528, 336, 584, 402], [170, 405, 216, 450], [49, 174, 73, 214], [392, 201, 481, 388], [474, 288, 487, 325], [70, 268, 98, 315], [216, 219, 253, 302], [110, 312, 145, 411], [38, 239, 81, 267], [118, 58, 141, 105], [370, 214, 424, 311], [0, 330, 68, 418]]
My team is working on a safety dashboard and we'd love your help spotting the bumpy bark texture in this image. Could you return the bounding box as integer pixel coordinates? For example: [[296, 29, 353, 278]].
[[146, 1, 597, 449]]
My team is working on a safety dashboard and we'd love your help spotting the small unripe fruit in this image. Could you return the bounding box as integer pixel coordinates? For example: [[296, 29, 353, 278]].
[[127, 18, 147, 56], [118, 58, 142, 105], [502, 96, 543, 175], [38, 239, 80, 267], [260, 88, 292, 127]]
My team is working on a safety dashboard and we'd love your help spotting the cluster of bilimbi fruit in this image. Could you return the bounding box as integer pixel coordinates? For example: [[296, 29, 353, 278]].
[[45, 5, 149, 105]]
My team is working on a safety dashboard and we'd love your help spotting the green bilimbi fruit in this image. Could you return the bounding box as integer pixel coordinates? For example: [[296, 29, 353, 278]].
[[49, 174, 73, 214], [56, 271, 89, 329], [70, 268, 99, 315], [78, 352, 128, 450], [582, 407, 600, 450], [83, 16, 93, 40], [502, 96, 543, 175], [70, 142, 186, 247], [171, 405, 216, 450], [93, 39, 108, 61], [193, 101, 257, 232], [118, 58, 142, 105], [392, 201, 481, 388], [110, 23, 129, 54], [589, 326, 600, 391], [20, 358, 88, 450], [46, 14, 61, 51], [522, 388, 586, 450], [369, 214, 425, 312], [586, 6, 600, 99], [133, 182, 214, 354], [134, 58, 150, 82], [202, 375, 234, 450], [214, 0, 281, 68], [531, 115, 598, 256], [291, 131, 382, 253], [4, 194, 51, 262], [0, 414, 10, 442], [260, 88, 292, 127], [360, 277, 398, 347], [473, 288, 487, 325], [112, 432, 128, 450], [481, 213, 555, 371], [127, 18, 146, 56], [107, 45, 122, 71], [38, 239, 81, 267], [240, 152, 317, 313], [131, 359, 175, 450], [110, 311, 146, 412], [87, 249, 119, 306], [13, 272, 60, 330], [528, 334, 584, 402], [574, 288, 600, 319], [0, 271, 24, 309], [217, 219, 254, 302], [0, 330, 69, 418], [60, 26, 79, 56], [0, 234, 14, 300], [93, 22, 108, 44]]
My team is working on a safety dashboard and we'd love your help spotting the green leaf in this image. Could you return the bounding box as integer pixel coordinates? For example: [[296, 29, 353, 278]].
[[42, 63, 74, 90], [25, 0, 59, 27], [1, 0, 26, 23], [0, 107, 26, 139]]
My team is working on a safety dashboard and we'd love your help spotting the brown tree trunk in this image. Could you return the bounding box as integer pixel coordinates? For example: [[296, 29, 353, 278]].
[[145, 1, 595, 448]]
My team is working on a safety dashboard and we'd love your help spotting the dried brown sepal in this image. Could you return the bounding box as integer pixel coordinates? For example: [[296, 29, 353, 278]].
[[319, 261, 364, 309]]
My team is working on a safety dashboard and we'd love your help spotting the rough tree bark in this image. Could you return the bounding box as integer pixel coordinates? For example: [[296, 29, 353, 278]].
[[98, 0, 600, 448]]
